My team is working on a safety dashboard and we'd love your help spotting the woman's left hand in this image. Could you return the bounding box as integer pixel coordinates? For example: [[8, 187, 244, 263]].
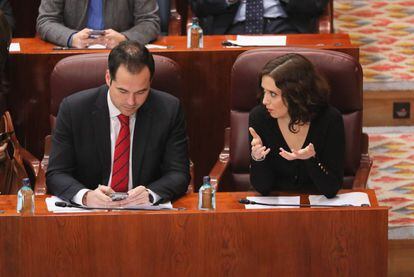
[[279, 143, 315, 161]]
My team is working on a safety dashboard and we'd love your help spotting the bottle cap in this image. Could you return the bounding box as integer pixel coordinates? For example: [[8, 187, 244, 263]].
[[203, 176, 210, 183], [22, 178, 31, 187]]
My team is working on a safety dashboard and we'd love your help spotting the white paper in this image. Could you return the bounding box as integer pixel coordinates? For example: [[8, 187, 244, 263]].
[[9, 42, 20, 52], [245, 196, 300, 209], [146, 44, 168, 49], [227, 35, 286, 47], [87, 44, 106, 49], [309, 192, 370, 207], [46, 196, 173, 213]]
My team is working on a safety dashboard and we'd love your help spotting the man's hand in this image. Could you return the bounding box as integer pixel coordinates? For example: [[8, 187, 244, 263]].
[[84, 185, 116, 206], [117, 185, 150, 206], [71, 28, 96, 48], [249, 127, 270, 161], [103, 29, 127, 49], [279, 143, 316, 161]]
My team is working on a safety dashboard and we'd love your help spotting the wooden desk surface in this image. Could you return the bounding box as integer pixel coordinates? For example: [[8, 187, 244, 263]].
[[0, 189, 381, 215], [0, 190, 387, 276], [11, 34, 355, 55], [8, 35, 359, 186]]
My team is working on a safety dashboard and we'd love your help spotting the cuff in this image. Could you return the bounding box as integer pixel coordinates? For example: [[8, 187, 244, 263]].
[[147, 189, 162, 204], [72, 188, 90, 205]]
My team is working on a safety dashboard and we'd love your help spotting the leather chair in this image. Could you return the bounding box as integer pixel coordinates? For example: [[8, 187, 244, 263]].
[[35, 53, 194, 194], [0, 111, 40, 194], [210, 48, 372, 191]]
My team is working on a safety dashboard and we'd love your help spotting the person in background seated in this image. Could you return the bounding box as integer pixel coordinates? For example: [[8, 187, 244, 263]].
[[249, 53, 344, 198], [47, 41, 190, 206], [0, 0, 14, 31], [190, 0, 328, 35], [36, 0, 160, 49]]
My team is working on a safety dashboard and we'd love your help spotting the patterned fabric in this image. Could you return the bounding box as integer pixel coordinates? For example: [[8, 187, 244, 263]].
[[111, 114, 130, 192], [334, 1, 414, 90], [245, 0, 264, 34], [368, 132, 414, 239]]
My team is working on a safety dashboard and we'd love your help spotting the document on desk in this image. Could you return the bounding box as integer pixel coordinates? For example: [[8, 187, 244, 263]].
[[9, 42, 20, 52], [309, 192, 370, 207], [46, 196, 173, 213], [245, 196, 300, 209], [227, 35, 287, 47]]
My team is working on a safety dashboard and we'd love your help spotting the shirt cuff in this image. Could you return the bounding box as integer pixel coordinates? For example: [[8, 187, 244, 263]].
[[72, 189, 90, 205], [147, 189, 161, 204], [67, 32, 77, 47]]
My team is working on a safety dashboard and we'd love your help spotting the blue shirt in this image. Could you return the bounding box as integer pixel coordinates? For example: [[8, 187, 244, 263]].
[[233, 0, 287, 23], [86, 0, 104, 30]]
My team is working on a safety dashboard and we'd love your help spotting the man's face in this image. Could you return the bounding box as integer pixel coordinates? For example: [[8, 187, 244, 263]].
[[105, 65, 151, 116]]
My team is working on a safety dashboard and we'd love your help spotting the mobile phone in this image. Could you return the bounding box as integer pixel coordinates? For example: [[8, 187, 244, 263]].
[[89, 30, 105, 39], [0, 131, 13, 144], [110, 192, 128, 201]]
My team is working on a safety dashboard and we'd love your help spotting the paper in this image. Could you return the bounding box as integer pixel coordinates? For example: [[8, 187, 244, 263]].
[[146, 44, 169, 49], [87, 44, 106, 49], [227, 35, 286, 47], [309, 192, 370, 207], [46, 196, 94, 213], [9, 42, 20, 52], [46, 196, 173, 213], [245, 196, 300, 209]]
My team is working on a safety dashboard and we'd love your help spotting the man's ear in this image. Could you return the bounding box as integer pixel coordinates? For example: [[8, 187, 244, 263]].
[[105, 70, 112, 87]]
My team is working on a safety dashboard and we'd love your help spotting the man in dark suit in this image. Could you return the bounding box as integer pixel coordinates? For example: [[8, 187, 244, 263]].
[[46, 41, 189, 207], [190, 0, 328, 35]]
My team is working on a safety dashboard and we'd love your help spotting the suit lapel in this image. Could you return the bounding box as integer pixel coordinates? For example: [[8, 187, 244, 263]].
[[92, 86, 112, 185], [132, 93, 153, 186]]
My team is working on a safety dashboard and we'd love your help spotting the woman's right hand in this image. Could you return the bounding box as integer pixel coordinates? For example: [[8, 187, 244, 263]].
[[249, 127, 270, 161]]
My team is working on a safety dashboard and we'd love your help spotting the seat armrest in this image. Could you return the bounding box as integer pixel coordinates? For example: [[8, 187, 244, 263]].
[[318, 0, 333, 33], [20, 147, 41, 188], [209, 127, 230, 191], [353, 133, 372, 189], [34, 135, 52, 195]]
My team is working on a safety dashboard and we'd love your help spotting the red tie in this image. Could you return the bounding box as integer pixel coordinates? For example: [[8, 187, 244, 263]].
[[111, 114, 130, 192]]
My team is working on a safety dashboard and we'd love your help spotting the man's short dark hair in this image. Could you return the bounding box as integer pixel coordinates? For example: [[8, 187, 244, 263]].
[[108, 41, 155, 81]]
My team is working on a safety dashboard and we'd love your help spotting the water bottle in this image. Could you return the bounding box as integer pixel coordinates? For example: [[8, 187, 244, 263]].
[[187, 17, 203, 49], [17, 178, 35, 215], [198, 176, 216, 210]]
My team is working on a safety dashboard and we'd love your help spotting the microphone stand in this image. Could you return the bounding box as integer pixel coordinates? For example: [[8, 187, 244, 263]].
[[239, 199, 369, 208]]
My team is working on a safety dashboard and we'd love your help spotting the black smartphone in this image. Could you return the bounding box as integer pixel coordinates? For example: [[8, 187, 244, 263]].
[[0, 131, 13, 144], [110, 192, 128, 201], [89, 30, 105, 39]]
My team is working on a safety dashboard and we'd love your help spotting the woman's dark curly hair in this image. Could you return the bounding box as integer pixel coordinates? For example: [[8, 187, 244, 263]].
[[260, 53, 330, 133]]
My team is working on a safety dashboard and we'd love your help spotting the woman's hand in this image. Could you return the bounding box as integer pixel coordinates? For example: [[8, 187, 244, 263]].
[[279, 143, 315, 161], [249, 127, 270, 161]]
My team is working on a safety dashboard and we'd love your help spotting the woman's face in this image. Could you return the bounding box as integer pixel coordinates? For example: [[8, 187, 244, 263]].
[[261, 75, 289, 119]]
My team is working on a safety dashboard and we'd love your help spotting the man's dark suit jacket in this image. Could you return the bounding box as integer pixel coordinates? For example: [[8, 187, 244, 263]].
[[46, 85, 190, 202], [191, 0, 328, 35]]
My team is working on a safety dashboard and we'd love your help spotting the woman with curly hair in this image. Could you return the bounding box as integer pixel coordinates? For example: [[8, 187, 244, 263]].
[[249, 53, 345, 198]]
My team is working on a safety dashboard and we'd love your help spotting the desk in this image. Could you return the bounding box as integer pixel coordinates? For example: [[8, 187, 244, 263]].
[[8, 34, 358, 185], [0, 190, 387, 276]]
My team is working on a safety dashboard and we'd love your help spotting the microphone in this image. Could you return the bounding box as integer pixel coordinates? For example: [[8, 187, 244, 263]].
[[239, 198, 369, 208], [54, 201, 182, 211]]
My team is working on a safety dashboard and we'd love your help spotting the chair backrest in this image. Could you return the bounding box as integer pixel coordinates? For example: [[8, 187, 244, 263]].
[[50, 53, 183, 126], [229, 48, 363, 191]]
